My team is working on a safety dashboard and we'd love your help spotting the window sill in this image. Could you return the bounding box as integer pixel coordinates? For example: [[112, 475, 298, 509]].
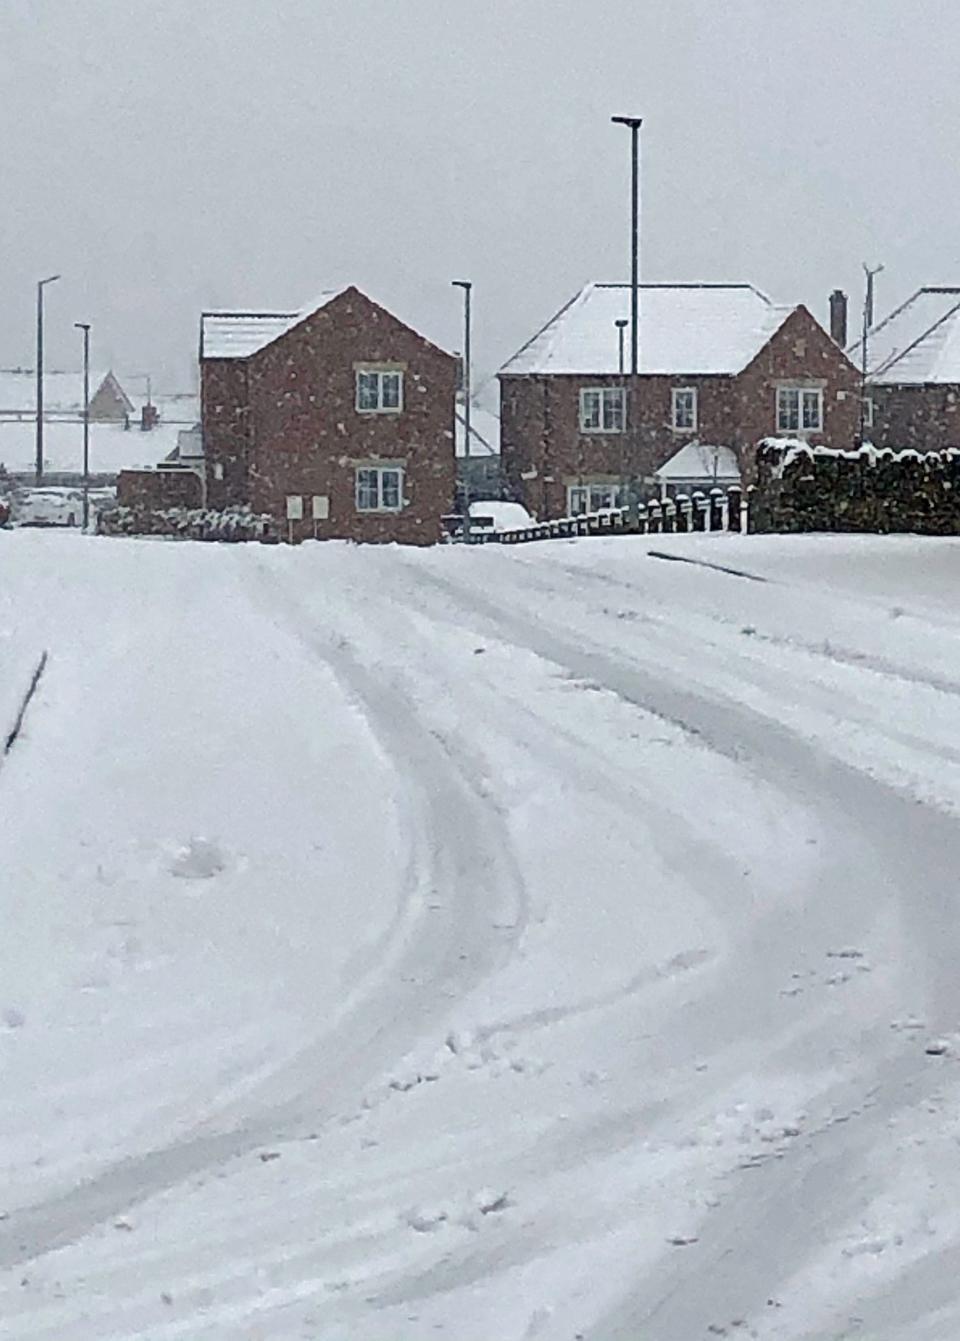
[[356, 406, 403, 416], [579, 427, 624, 436]]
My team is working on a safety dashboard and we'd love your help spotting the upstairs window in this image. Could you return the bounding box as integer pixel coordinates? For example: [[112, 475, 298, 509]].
[[356, 368, 403, 413], [579, 387, 625, 433], [356, 465, 404, 512], [777, 386, 823, 433], [862, 396, 875, 430], [671, 387, 698, 431]]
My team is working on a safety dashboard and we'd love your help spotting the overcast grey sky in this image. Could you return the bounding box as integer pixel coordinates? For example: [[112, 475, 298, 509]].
[[3, 0, 959, 396]]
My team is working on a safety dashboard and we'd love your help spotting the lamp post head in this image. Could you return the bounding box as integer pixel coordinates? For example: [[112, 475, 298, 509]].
[[611, 115, 643, 130], [74, 321, 90, 333], [39, 274, 61, 289], [452, 279, 472, 291], [615, 319, 629, 329]]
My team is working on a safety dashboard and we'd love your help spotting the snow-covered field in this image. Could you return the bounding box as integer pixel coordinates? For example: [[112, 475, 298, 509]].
[[2, 528, 960, 1340]]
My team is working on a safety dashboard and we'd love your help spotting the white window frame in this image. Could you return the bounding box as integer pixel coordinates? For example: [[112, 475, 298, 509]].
[[356, 368, 404, 414], [579, 386, 625, 434], [671, 386, 698, 432], [567, 481, 624, 516], [862, 395, 875, 430], [776, 385, 823, 434], [355, 465, 404, 512]]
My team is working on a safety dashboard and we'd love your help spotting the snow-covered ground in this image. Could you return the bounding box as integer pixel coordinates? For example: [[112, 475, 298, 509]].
[[2, 528, 960, 1340]]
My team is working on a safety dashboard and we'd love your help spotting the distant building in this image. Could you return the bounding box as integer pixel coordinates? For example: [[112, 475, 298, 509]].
[[0, 367, 134, 423], [120, 286, 457, 543], [498, 283, 860, 519], [853, 287, 960, 451], [456, 401, 501, 504]]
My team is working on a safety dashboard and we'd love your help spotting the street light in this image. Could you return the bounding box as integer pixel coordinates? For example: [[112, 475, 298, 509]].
[[611, 116, 642, 525], [75, 322, 91, 529], [452, 280, 472, 542], [611, 116, 642, 375], [615, 318, 628, 375], [36, 274, 61, 485]]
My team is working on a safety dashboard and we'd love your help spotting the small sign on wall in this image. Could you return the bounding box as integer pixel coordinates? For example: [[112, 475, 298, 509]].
[[312, 495, 330, 520], [286, 495, 304, 520]]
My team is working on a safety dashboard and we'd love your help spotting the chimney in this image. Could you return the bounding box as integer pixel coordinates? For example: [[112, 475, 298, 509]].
[[141, 402, 159, 432], [829, 289, 848, 348]]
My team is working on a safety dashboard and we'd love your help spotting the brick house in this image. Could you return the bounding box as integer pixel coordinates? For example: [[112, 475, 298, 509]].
[[854, 287, 960, 450], [498, 283, 861, 519], [197, 286, 456, 543]]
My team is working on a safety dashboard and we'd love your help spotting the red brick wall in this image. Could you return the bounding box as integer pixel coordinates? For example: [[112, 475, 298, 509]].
[[732, 306, 861, 481], [868, 383, 960, 452], [500, 306, 862, 516], [202, 287, 456, 545], [500, 372, 737, 518], [117, 467, 203, 510], [202, 360, 252, 509]]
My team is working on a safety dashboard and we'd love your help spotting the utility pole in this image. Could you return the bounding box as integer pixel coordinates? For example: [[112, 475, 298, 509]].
[[615, 318, 629, 509], [35, 274, 61, 484], [860, 262, 884, 444], [612, 115, 643, 523], [452, 280, 472, 542], [75, 322, 91, 529]]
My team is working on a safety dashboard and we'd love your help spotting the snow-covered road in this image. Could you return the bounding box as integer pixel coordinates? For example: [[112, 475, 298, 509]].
[[2, 529, 960, 1339]]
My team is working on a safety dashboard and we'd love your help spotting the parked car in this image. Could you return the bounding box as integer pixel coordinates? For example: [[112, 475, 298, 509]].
[[16, 488, 84, 528]]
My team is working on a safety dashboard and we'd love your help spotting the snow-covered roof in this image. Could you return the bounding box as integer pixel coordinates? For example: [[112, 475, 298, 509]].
[[0, 418, 184, 477], [499, 283, 792, 377], [455, 403, 500, 457], [200, 290, 344, 360], [0, 369, 117, 416], [854, 288, 960, 385], [655, 442, 740, 483]]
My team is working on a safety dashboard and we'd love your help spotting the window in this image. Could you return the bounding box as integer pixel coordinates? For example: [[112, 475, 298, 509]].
[[356, 465, 404, 512], [356, 368, 403, 413], [579, 387, 625, 433], [671, 387, 698, 431], [862, 396, 875, 430], [567, 482, 624, 515], [776, 386, 823, 433]]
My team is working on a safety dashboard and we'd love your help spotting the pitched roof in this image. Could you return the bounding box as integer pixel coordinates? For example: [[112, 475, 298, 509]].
[[455, 403, 500, 457], [655, 442, 740, 482], [0, 369, 119, 416], [855, 287, 960, 384], [200, 289, 345, 360], [499, 283, 793, 377]]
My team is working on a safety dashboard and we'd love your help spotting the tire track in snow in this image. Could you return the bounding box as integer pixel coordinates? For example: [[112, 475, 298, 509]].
[[384, 555, 960, 1339], [0, 563, 527, 1273]]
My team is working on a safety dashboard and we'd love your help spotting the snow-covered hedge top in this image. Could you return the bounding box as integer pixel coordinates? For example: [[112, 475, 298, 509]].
[[759, 437, 960, 474]]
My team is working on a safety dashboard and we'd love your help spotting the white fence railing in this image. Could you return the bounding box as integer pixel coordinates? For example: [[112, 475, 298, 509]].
[[472, 486, 752, 545]]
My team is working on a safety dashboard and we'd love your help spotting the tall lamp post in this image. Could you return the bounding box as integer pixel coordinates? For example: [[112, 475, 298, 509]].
[[75, 322, 91, 529], [452, 279, 472, 542], [615, 318, 629, 508], [611, 116, 642, 524], [36, 274, 61, 485]]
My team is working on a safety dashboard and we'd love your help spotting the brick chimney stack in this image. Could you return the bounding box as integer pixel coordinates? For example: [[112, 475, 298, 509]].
[[829, 289, 848, 348], [141, 402, 159, 431]]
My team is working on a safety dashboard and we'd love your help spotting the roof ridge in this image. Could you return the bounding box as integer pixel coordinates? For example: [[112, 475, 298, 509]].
[[871, 296, 960, 379], [499, 283, 594, 375]]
